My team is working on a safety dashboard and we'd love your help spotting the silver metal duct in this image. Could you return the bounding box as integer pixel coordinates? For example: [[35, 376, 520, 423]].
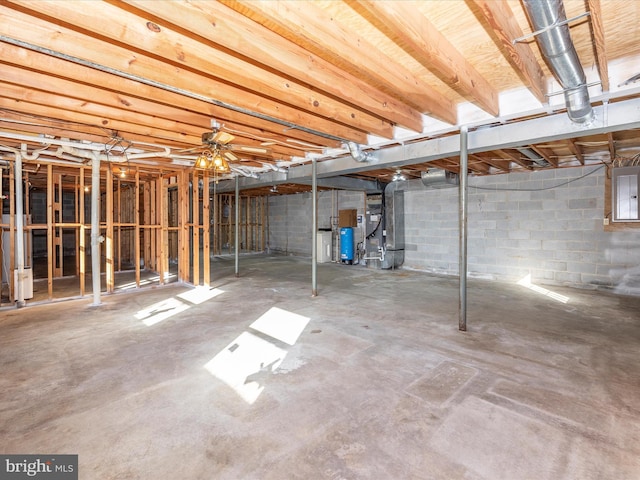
[[420, 169, 459, 188], [346, 142, 373, 163], [523, 0, 594, 124], [381, 181, 405, 269]]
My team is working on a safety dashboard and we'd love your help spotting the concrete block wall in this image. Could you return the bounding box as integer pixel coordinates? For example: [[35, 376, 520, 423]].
[[268, 190, 366, 256], [403, 165, 640, 295]]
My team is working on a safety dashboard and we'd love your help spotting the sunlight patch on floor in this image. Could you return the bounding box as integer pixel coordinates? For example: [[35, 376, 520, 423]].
[[517, 274, 570, 304], [178, 286, 225, 305], [204, 306, 311, 404], [204, 331, 287, 405], [249, 306, 310, 346], [134, 297, 190, 326]]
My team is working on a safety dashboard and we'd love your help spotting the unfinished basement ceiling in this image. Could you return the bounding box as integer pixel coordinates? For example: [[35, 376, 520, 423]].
[[1, 0, 640, 190]]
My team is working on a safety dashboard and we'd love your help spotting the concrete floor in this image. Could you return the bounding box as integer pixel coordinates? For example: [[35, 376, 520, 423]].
[[1, 254, 639, 479]]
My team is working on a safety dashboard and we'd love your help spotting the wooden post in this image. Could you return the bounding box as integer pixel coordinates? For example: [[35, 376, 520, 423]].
[[202, 172, 210, 287], [9, 165, 15, 300], [106, 167, 114, 293], [25, 171, 32, 268], [135, 168, 141, 288], [244, 197, 248, 252], [55, 174, 63, 278], [46, 164, 53, 300], [74, 175, 80, 278], [117, 177, 122, 272], [158, 175, 166, 285], [178, 171, 188, 282], [192, 171, 200, 285], [261, 196, 266, 251], [79, 167, 85, 296]]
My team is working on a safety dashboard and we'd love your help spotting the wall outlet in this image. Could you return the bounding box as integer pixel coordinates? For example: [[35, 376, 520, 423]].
[[603, 217, 610, 225]]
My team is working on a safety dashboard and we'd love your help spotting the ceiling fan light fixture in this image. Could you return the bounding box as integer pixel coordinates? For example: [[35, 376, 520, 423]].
[[195, 150, 212, 169]]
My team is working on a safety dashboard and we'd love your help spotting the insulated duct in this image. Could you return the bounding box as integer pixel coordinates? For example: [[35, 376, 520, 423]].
[[381, 181, 405, 269], [523, 0, 594, 124], [420, 169, 459, 188]]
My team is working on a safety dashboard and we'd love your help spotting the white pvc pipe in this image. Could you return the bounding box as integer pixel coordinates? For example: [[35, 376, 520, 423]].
[[14, 151, 25, 307], [91, 153, 101, 306]]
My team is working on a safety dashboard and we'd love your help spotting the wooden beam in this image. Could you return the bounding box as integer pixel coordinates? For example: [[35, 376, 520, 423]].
[[567, 139, 585, 165], [192, 171, 200, 286], [495, 149, 533, 170], [135, 167, 141, 288], [9, 165, 16, 301], [530, 145, 558, 167], [157, 176, 166, 285], [46, 164, 53, 300], [468, 155, 492, 175], [116, 177, 122, 273], [473, 154, 511, 172], [586, 0, 610, 93], [202, 172, 210, 287], [2, 1, 393, 138], [179, 171, 188, 282], [0, 41, 348, 148], [352, 0, 499, 116], [53, 174, 62, 278], [0, 92, 200, 146], [0, 110, 187, 150], [0, 7, 367, 144], [606, 132, 616, 160], [121, 0, 424, 132], [468, 0, 547, 104], [79, 167, 85, 297], [220, 0, 457, 124]]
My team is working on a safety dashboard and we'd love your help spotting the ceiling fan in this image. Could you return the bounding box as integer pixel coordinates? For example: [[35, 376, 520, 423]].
[[197, 120, 272, 162]]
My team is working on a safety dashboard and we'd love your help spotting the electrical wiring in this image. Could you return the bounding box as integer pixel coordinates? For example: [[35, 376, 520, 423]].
[[468, 165, 605, 192]]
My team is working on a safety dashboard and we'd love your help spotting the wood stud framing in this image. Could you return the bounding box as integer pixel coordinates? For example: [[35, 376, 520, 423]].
[[0, 161, 272, 304]]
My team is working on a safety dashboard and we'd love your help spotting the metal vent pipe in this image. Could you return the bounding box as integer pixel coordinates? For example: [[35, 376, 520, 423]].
[[523, 0, 594, 124]]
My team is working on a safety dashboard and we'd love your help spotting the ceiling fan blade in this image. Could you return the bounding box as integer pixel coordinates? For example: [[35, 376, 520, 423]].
[[223, 151, 238, 162], [231, 144, 272, 155], [212, 131, 235, 144], [175, 146, 205, 154], [201, 130, 235, 145]]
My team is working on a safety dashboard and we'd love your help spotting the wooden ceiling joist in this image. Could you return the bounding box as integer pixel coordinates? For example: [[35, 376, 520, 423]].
[[0, 43, 340, 151], [1, 0, 639, 185], [469, 0, 547, 104], [3, 0, 394, 139], [494, 149, 533, 170], [219, 0, 458, 125], [352, 0, 500, 116], [586, 0, 610, 93], [0, 4, 369, 143], [566, 139, 585, 165], [119, 0, 424, 133]]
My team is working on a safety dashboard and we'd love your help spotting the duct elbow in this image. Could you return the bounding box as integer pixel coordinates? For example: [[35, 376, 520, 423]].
[[346, 142, 372, 163], [565, 87, 594, 124]]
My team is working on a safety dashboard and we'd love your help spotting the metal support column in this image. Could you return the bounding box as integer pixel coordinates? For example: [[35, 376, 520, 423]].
[[234, 175, 239, 277], [14, 152, 25, 307], [459, 126, 468, 331], [91, 153, 101, 306], [311, 158, 318, 296]]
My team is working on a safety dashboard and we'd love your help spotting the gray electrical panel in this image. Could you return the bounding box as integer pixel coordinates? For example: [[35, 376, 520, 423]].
[[612, 166, 640, 222]]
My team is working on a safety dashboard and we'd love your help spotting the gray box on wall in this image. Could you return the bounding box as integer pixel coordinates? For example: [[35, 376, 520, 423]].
[[612, 166, 640, 222]]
